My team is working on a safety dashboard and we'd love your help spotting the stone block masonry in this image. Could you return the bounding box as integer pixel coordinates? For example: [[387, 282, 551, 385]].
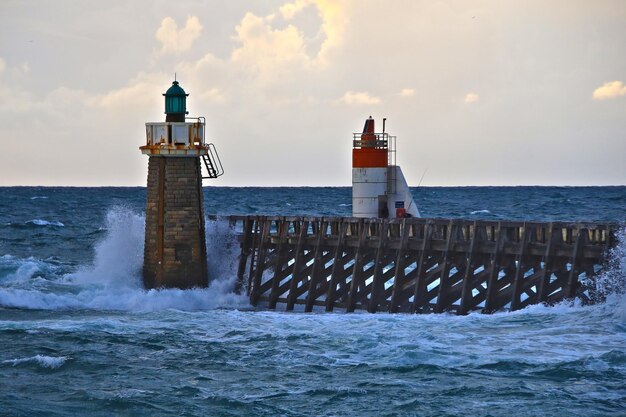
[[143, 156, 208, 289]]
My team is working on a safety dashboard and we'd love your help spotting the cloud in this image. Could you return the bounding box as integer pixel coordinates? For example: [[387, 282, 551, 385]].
[[47, 86, 88, 105], [231, 12, 311, 82], [230, 0, 347, 83], [200, 88, 227, 103], [0, 82, 89, 116], [142, 0, 350, 106], [592, 81, 626, 100], [280, 0, 312, 19], [399, 88, 415, 97], [0, 58, 28, 76], [86, 0, 347, 116], [338, 91, 381, 105], [86, 73, 168, 110], [314, 0, 348, 61], [155, 16, 203, 54], [464, 92, 479, 103]]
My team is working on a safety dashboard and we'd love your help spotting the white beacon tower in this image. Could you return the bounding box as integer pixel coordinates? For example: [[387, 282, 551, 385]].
[[352, 117, 420, 218]]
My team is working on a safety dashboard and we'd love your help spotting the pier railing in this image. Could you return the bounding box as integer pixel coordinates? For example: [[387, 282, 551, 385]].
[[227, 216, 617, 314]]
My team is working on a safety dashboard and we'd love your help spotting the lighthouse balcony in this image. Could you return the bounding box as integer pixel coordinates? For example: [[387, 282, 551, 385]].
[[141, 118, 208, 156], [352, 132, 395, 149]]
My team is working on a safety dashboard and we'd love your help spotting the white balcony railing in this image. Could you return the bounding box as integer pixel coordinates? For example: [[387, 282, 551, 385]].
[[145, 118, 205, 147]]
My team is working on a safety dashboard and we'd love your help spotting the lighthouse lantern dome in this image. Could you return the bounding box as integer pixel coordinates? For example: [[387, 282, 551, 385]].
[[163, 80, 188, 118]]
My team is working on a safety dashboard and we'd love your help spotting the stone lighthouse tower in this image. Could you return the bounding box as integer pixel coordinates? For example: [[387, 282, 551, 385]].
[[140, 80, 223, 289]]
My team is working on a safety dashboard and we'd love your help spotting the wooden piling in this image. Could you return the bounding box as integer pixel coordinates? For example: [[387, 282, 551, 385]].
[[231, 216, 618, 314]]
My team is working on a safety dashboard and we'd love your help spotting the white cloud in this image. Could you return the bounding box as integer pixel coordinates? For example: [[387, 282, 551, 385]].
[[200, 88, 227, 103], [231, 12, 311, 82], [338, 91, 381, 105], [0, 58, 29, 76], [399, 88, 415, 97], [47, 86, 88, 105], [0, 57, 30, 77], [86, 73, 168, 110], [155, 16, 203, 54], [592, 81, 626, 100], [464, 92, 479, 103], [314, 1, 347, 56], [141, 0, 350, 108], [280, 0, 313, 19], [0, 83, 89, 116], [230, 0, 347, 83]]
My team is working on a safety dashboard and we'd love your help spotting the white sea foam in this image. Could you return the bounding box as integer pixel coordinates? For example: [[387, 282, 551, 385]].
[[68, 207, 144, 289], [0, 207, 248, 312], [470, 209, 491, 215], [30, 196, 49, 200], [3, 260, 43, 284], [243, 295, 626, 370], [587, 227, 626, 302], [206, 216, 242, 292], [614, 293, 626, 324], [2, 355, 67, 369], [1, 209, 623, 316], [27, 219, 65, 227], [0, 255, 58, 286]]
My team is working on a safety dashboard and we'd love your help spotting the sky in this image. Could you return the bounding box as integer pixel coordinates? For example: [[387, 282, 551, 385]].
[[0, 0, 624, 187]]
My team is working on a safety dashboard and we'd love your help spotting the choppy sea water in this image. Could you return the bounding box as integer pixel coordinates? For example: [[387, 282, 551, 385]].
[[0, 186, 625, 416]]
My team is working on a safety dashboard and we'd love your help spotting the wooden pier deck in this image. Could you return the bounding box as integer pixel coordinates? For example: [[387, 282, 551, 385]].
[[228, 216, 617, 314]]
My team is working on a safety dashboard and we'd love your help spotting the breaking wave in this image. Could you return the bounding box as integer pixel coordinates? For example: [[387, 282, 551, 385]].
[[27, 219, 65, 227], [2, 355, 68, 369], [0, 207, 248, 312], [3, 219, 65, 228], [589, 227, 626, 303], [1, 208, 624, 316]]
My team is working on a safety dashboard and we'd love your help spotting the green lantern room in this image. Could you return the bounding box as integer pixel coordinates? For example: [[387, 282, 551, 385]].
[[163, 80, 188, 123]]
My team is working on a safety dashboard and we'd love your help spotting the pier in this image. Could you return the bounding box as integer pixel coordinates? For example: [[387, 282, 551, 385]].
[[230, 216, 617, 314]]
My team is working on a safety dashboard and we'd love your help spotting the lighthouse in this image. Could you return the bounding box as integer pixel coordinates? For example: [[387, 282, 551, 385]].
[[352, 117, 419, 218], [140, 80, 223, 289]]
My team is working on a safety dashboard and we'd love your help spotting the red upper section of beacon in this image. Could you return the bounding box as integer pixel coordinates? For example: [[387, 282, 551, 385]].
[[352, 117, 388, 168]]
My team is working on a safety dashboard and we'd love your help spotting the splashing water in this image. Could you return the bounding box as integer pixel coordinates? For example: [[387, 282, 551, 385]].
[[205, 215, 245, 296], [592, 227, 626, 301], [26, 219, 65, 227], [1, 208, 625, 314], [2, 355, 68, 369], [0, 207, 249, 312], [69, 206, 144, 289]]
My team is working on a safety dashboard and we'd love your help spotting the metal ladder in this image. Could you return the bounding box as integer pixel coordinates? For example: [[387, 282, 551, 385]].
[[386, 134, 397, 195], [201, 143, 224, 179]]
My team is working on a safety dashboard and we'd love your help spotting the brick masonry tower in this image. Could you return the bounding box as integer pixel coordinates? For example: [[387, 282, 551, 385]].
[[140, 80, 223, 289]]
